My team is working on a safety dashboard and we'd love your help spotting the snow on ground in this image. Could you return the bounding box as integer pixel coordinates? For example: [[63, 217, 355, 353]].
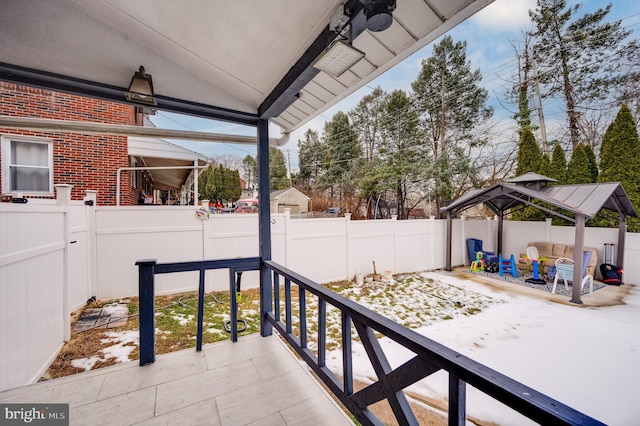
[[325, 271, 640, 425], [71, 330, 139, 371]]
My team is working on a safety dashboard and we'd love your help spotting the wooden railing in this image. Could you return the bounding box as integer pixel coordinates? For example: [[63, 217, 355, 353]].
[[137, 257, 604, 425]]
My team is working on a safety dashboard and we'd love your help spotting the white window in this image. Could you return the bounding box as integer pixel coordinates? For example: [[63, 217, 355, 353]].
[[1, 135, 53, 194]]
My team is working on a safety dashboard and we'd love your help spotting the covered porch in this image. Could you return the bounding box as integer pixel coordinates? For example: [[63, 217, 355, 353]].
[[0, 1, 610, 424]]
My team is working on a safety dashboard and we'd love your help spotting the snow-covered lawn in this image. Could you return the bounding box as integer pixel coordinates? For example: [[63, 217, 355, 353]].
[[323, 271, 639, 425]]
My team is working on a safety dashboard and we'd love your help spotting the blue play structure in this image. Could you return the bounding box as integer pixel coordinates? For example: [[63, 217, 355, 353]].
[[498, 253, 518, 278]]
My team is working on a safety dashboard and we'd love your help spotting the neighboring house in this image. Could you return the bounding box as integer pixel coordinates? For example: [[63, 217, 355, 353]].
[[0, 83, 206, 205], [240, 178, 254, 199], [270, 187, 309, 214]]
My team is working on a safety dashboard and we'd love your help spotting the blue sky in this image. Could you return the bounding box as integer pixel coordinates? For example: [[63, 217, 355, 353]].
[[150, 0, 640, 172]]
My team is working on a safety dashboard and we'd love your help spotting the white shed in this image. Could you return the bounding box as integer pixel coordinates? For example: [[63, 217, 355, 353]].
[[270, 188, 310, 214]]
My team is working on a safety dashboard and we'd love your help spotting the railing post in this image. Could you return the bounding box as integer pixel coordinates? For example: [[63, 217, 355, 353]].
[[136, 259, 156, 366], [449, 374, 466, 426]]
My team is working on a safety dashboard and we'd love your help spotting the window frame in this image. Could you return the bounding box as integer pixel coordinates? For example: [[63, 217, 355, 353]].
[[1, 134, 54, 195]]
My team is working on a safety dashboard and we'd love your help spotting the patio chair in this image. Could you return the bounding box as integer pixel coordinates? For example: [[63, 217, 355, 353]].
[[552, 251, 594, 295], [466, 238, 496, 265]]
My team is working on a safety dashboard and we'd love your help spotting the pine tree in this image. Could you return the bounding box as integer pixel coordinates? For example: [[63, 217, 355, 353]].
[[583, 144, 598, 183], [530, 0, 632, 149], [598, 104, 640, 231], [566, 144, 591, 184], [241, 155, 257, 192], [513, 128, 546, 221], [411, 35, 493, 215], [296, 129, 326, 191], [269, 147, 289, 191], [320, 111, 361, 204], [548, 143, 567, 184], [515, 127, 542, 175]]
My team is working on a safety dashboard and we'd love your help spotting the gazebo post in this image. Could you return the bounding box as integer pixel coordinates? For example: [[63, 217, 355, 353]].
[[497, 211, 504, 257], [570, 215, 586, 304], [617, 213, 626, 275]]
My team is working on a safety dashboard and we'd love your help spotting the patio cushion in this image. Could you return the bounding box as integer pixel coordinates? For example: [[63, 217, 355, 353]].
[[552, 244, 567, 257]]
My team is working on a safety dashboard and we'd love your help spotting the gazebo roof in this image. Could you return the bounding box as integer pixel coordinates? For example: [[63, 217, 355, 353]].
[[441, 179, 638, 221]]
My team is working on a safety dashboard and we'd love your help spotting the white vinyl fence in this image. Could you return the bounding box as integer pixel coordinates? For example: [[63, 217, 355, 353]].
[[2, 195, 639, 392]]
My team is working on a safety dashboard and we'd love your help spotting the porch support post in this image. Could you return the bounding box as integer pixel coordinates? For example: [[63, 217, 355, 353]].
[[136, 259, 156, 365], [258, 119, 273, 337], [617, 213, 626, 274], [571, 215, 586, 304], [445, 211, 452, 271]]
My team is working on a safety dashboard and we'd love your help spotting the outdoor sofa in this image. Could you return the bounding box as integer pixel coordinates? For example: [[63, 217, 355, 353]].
[[517, 241, 598, 276]]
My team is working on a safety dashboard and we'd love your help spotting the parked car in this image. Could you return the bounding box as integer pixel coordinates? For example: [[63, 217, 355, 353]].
[[235, 203, 258, 213], [323, 207, 340, 216]]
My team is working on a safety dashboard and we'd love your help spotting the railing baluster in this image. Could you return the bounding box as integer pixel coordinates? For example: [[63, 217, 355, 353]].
[[449, 373, 466, 426], [285, 277, 292, 334], [342, 312, 353, 395], [229, 268, 238, 342], [299, 286, 307, 348], [196, 268, 205, 351], [274, 272, 280, 322], [318, 298, 326, 367]]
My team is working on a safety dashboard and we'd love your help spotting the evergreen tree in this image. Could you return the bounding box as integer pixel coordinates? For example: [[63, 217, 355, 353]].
[[296, 129, 326, 191], [583, 144, 598, 182], [539, 153, 551, 178], [513, 128, 545, 221], [548, 143, 567, 184], [530, 0, 632, 149], [320, 111, 361, 204], [378, 89, 423, 219], [411, 35, 493, 215], [515, 127, 542, 175], [197, 165, 215, 201], [566, 144, 591, 184], [269, 147, 289, 191], [241, 155, 257, 192], [598, 104, 640, 231]]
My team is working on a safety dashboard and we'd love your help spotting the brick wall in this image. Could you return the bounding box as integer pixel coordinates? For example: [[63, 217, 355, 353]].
[[0, 83, 140, 205]]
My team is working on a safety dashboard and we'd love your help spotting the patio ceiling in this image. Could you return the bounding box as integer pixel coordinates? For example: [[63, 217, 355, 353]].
[[0, 0, 493, 133]]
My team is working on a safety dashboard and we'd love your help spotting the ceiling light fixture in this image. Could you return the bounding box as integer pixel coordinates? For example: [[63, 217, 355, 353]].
[[125, 66, 157, 105], [314, 41, 365, 77], [362, 0, 396, 32]]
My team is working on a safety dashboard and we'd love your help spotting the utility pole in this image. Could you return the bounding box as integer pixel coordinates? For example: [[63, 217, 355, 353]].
[[286, 150, 292, 187], [531, 56, 548, 154]]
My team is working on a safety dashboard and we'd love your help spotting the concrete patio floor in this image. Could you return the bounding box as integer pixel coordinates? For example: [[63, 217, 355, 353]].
[[0, 333, 353, 425]]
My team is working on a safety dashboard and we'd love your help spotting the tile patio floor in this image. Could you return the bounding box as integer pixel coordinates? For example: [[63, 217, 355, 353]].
[[0, 334, 353, 425]]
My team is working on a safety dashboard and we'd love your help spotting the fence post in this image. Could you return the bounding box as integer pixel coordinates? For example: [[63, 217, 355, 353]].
[[84, 190, 98, 301], [344, 213, 352, 280], [55, 184, 72, 341], [136, 259, 156, 365]]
